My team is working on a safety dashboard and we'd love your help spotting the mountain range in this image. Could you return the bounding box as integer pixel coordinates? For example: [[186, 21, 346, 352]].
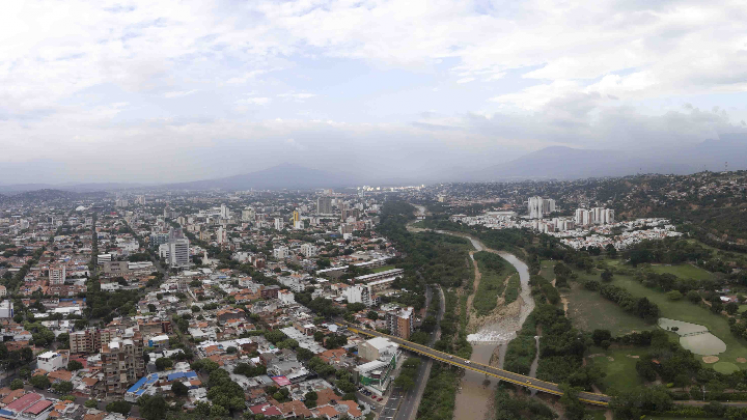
[[1, 134, 746, 193]]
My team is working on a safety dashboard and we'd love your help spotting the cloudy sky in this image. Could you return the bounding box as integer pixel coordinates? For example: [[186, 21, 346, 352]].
[[1, 0, 746, 184]]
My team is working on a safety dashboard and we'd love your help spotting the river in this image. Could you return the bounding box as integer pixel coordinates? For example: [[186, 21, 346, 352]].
[[405, 211, 535, 419], [444, 233, 534, 420]]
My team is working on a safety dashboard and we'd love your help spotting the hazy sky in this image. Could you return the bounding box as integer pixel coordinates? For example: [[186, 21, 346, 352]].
[[1, 0, 746, 183]]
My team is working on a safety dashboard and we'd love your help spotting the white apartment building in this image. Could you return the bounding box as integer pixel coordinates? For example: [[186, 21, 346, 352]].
[[168, 238, 190, 268], [528, 196, 556, 219], [37, 351, 66, 372], [274, 218, 284, 231], [273, 246, 290, 260], [49, 264, 66, 285], [300, 243, 317, 258]]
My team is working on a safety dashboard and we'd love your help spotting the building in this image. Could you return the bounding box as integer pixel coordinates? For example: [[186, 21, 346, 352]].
[[0, 393, 54, 420], [37, 351, 66, 372], [0, 286, 6, 298], [386, 307, 414, 340], [317, 197, 333, 215], [300, 243, 316, 258], [168, 238, 190, 269], [220, 204, 230, 219], [0, 301, 14, 318], [102, 334, 145, 393], [274, 218, 284, 231], [241, 207, 255, 222], [149, 232, 169, 248], [49, 263, 66, 285], [574, 209, 591, 226], [273, 246, 289, 260], [69, 328, 117, 354], [357, 337, 398, 363], [528, 196, 556, 219]]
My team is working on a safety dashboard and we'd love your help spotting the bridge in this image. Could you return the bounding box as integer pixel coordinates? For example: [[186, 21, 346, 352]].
[[343, 323, 611, 406]]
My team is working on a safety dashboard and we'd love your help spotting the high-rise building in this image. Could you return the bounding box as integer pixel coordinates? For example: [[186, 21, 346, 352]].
[[241, 207, 255, 222], [149, 232, 169, 248], [168, 238, 190, 269], [220, 204, 230, 219], [386, 307, 414, 339], [216, 226, 227, 244], [292, 210, 300, 224], [69, 328, 117, 354], [604, 208, 615, 224], [528, 196, 556, 219], [317, 197, 333, 215], [102, 333, 145, 393], [49, 263, 66, 285], [274, 217, 284, 231]]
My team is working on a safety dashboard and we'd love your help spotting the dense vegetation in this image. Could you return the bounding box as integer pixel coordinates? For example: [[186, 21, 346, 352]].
[[472, 251, 512, 316]]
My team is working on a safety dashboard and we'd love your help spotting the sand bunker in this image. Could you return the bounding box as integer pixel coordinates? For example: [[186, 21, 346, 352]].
[[703, 356, 719, 364], [737, 358, 747, 363]]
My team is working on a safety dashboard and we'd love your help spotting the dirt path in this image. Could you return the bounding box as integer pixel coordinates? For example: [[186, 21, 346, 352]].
[[552, 278, 570, 313]]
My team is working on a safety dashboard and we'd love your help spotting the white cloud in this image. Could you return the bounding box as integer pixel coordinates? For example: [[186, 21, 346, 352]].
[[164, 90, 198, 98], [0, 0, 746, 183]]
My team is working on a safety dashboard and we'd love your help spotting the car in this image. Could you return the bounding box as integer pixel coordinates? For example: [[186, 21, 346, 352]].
[[448, 356, 453, 359], [465, 361, 470, 364]]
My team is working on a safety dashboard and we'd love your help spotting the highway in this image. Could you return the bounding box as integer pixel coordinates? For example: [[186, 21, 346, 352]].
[[344, 323, 611, 407]]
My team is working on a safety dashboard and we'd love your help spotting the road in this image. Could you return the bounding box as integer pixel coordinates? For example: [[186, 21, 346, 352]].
[[344, 323, 611, 407], [377, 285, 446, 420]]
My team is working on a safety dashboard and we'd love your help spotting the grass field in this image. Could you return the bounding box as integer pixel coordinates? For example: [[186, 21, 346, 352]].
[[371, 265, 396, 273], [649, 264, 714, 281], [539, 260, 555, 282], [564, 283, 656, 336], [587, 346, 645, 392], [612, 275, 747, 368]]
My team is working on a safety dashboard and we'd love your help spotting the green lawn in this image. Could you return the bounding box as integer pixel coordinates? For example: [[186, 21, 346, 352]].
[[539, 260, 555, 282], [649, 264, 714, 281], [372, 265, 396, 273], [612, 275, 747, 369], [588, 346, 645, 392], [564, 283, 656, 336], [739, 305, 747, 314]]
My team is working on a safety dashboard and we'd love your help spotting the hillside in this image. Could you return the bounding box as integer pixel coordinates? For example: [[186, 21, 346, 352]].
[[169, 163, 363, 191], [470, 135, 747, 181]]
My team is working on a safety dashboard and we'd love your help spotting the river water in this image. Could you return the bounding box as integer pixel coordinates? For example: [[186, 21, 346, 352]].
[[449, 234, 535, 420]]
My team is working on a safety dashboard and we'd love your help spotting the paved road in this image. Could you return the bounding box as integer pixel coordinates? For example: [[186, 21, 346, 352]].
[[344, 323, 611, 407], [378, 285, 446, 420]]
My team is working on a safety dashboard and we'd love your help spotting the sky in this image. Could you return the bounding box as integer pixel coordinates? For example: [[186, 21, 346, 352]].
[[1, 0, 747, 184]]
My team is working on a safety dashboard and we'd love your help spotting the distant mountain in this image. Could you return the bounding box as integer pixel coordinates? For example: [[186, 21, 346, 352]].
[[470, 134, 747, 181], [169, 163, 364, 191]]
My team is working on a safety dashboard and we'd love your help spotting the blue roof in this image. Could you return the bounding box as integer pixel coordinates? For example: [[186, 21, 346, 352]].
[[0, 409, 13, 418], [127, 376, 148, 393], [167, 371, 197, 381]]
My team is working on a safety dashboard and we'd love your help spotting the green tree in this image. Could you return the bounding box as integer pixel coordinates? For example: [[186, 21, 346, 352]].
[[155, 357, 174, 371], [29, 375, 50, 389], [67, 360, 84, 371], [106, 400, 132, 415], [138, 395, 167, 420], [53, 381, 73, 394], [172, 380, 189, 397], [600, 269, 614, 283], [84, 400, 99, 409], [9, 379, 23, 390]]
